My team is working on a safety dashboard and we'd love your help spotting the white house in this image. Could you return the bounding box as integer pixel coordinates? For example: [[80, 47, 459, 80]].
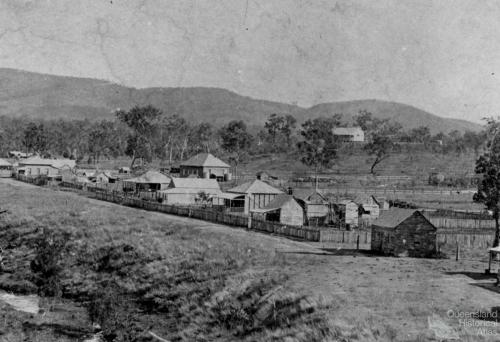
[[332, 127, 365, 142]]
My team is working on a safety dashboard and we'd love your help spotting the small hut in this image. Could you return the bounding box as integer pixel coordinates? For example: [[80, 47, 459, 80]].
[[292, 189, 330, 226], [371, 208, 437, 258], [251, 194, 304, 226], [0, 159, 13, 178]]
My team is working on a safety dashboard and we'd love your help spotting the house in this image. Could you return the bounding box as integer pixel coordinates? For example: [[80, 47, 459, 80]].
[[95, 171, 118, 183], [0, 159, 13, 178], [158, 177, 222, 204], [354, 194, 381, 226], [292, 188, 331, 226], [216, 179, 284, 214], [8, 151, 32, 158], [251, 194, 304, 226], [371, 209, 438, 258], [122, 171, 171, 192], [118, 167, 131, 175], [332, 200, 359, 228], [16, 157, 76, 179], [332, 127, 364, 142], [179, 153, 231, 181]]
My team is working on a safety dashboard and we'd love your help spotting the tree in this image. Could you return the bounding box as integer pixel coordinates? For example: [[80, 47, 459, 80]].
[[297, 117, 340, 172], [116, 105, 162, 168], [473, 118, 500, 247], [219, 120, 253, 177], [23, 122, 48, 155], [365, 134, 396, 174]]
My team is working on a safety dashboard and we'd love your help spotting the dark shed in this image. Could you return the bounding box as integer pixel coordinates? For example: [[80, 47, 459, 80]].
[[371, 209, 437, 258]]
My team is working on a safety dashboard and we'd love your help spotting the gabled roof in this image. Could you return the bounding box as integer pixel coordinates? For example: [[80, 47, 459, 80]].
[[252, 194, 300, 213], [169, 177, 220, 190], [0, 159, 12, 166], [332, 127, 364, 135], [292, 188, 327, 202], [96, 171, 117, 179], [180, 153, 230, 168], [373, 208, 433, 229], [123, 171, 171, 184], [227, 179, 284, 195], [353, 193, 376, 205]]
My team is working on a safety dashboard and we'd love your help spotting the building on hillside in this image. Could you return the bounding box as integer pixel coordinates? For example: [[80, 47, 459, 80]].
[[332, 127, 365, 142], [157, 177, 221, 205], [371, 208, 437, 258], [95, 171, 118, 183], [118, 167, 131, 175], [256, 171, 278, 182], [354, 194, 381, 227], [122, 171, 171, 192], [179, 153, 231, 181], [215, 179, 284, 214], [16, 157, 76, 179], [8, 151, 32, 159], [0, 159, 13, 178], [332, 200, 359, 228], [292, 188, 331, 226], [251, 194, 304, 226]]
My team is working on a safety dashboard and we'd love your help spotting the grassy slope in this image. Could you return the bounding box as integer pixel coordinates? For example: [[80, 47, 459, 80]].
[[1, 180, 499, 341]]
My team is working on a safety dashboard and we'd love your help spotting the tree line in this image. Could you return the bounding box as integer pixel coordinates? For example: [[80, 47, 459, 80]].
[[0, 106, 486, 172]]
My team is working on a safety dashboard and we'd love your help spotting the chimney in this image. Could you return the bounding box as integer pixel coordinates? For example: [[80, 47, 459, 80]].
[[287, 187, 293, 195]]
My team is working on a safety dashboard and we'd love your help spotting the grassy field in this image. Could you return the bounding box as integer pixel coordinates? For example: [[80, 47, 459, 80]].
[[1, 179, 499, 341]]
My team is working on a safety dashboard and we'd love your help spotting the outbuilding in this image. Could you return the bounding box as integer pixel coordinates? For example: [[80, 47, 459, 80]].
[[292, 189, 331, 226], [333, 200, 359, 228], [371, 208, 438, 258], [0, 159, 13, 178], [95, 171, 118, 183], [251, 194, 304, 226]]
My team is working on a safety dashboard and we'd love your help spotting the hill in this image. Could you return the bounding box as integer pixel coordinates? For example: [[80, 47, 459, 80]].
[[0, 68, 482, 133]]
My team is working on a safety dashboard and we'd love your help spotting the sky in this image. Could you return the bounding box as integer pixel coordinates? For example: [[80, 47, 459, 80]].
[[0, 0, 499, 123]]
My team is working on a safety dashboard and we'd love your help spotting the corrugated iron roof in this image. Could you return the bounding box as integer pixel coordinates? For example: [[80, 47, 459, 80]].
[[372, 208, 421, 228], [228, 179, 284, 194], [180, 153, 230, 168], [252, 194, 298, 213], [123, 171, 171, 184], [0, 159, 12, 166], [332, 127, 363, 135], [19, 157, 76, 169], [169, 177, 220, 190]]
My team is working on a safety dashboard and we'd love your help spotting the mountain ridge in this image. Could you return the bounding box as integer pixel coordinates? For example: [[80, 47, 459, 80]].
[[0, 68, 483, 133]]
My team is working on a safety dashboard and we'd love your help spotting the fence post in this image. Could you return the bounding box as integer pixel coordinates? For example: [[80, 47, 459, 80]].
[[356, 235, 360, 251], [455, 240, 460, 261]]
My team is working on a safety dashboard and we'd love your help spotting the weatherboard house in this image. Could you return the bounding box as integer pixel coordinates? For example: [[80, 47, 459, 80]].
[[371, 208, 437, 258], [179, 153, 231, 181], [216, 179, 284, 215], [0, 159, 13, 178], [332, 126, 364, 142]]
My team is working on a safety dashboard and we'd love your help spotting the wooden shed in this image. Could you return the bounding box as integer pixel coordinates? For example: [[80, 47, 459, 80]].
[[333, 200, 359, 228], [251, 194, 304, 226], [292, 189, 330, 226], [95, 171, 118, 183], [371, 209, 437, 258], [354, 194, 381, 227], [0, 159, 13, 178]]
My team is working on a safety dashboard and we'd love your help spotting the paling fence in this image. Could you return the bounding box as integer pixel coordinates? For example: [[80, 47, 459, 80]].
[[13, 176, 499, 248]]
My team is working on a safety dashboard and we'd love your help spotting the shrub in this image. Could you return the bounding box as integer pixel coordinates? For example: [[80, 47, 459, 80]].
[[30, 228, 70, 297]]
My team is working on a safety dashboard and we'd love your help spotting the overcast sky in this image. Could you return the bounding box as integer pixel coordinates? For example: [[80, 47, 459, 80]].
[[1, 0, 499, 123]]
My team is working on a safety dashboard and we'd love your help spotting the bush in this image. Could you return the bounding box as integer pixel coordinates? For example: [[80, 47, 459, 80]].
[[30, 228, 70, 296]]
